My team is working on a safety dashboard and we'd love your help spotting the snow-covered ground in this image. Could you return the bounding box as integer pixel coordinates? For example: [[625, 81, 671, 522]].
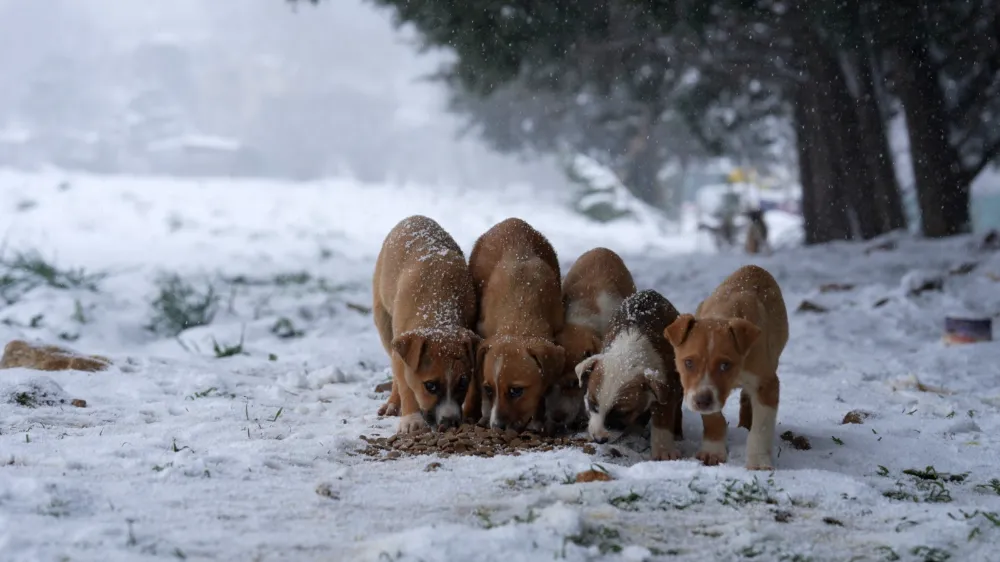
[[1, 171, 999, 562]]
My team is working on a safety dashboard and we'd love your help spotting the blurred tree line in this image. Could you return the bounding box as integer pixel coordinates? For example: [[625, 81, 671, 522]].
[[294, 0, 1000, 244]]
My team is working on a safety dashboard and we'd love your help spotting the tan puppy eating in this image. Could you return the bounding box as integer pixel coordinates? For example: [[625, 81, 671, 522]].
[[547, 247, 637, 435], [575, 290, 684, 461], [663, 264, 788, 470], [373, 215, 480, 434], [470, 218, 566, 432]]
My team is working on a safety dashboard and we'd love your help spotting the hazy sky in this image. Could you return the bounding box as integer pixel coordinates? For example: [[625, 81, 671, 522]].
[[0, 0, 572, 191]]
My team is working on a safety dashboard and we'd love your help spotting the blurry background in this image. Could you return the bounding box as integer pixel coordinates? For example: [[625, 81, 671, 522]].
[[0, 0, 571, 190], [1, 0, 998, 246]]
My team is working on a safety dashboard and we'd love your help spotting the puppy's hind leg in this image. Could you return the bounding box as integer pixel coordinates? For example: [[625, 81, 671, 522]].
[[373, 302, 400, 416], [738, 390, 753, 430]]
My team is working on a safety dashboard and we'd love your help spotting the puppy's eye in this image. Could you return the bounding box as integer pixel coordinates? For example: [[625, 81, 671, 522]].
[[588, 398, 599, 413], [423, 381, 439, 394], [583, 351, 593, 359], [508, 387, 524, 399], [457, 375, 470, 389], [483, 385, 494, 398], [684, 359, 695, 370], [718, 361, 730, 372]]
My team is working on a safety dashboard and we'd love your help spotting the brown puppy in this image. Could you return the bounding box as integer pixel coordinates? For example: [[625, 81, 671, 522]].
[[663, 265, 788, 470], [470, 218, 565, 432], [373, 215, 480, 434], [547, 247, 637, 435], [575, 290, 684, 460]]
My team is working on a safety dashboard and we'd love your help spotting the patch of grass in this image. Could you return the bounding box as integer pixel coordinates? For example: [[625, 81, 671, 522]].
[[567, 525, 622, 555], [148, 274, 219, 336], [882, 466, 963, 503], [270, 317, 305, 339], [719, 476, 778, 506], [903, 466, 968, 483], [609, 491, 642, 511], [153, 462, 174, 472], [0, 250, 107, 304], [212, 330, 246, 358], [974, 478, 1000, 495], [13, 392, 37, 408], [186, 387, 220, 400], [910, 546, 951, 562], [832, 436, 844, 445]]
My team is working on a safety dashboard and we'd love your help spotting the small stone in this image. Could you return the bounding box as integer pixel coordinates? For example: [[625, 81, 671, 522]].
[[842, 410, 872, 425], [510, 438, 523, 448], [386, 450, 401, 459], [70, 399, 87, 408], [582, 445, 597, 455], [503, 429, 518, 441], [575, 469, 613, 483], [424, 462, 442, 472]]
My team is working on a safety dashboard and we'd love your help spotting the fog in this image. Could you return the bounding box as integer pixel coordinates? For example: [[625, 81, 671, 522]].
[[0, 0, 572, 191]]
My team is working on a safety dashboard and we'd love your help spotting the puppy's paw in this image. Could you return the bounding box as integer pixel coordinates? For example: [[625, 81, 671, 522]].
[[476, 416, 490, 428], [526, 419, 544, 433], [746, 454, 774, 471], [397, 413, 428, 434], [378, 400, 400, 417], [695, 440, 727, 466], [651, 448, 683, 461]]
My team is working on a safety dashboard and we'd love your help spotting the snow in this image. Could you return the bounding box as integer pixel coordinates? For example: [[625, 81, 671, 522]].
[[1, 170, 1000, 562]]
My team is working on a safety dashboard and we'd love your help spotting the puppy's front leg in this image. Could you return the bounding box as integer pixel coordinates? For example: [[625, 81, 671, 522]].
[[478, 391, 492, 427], [696, 412, 728, 466], [745, 376, 779, 470], [394, 355, 428, 434], [650, 401, 682, 461]]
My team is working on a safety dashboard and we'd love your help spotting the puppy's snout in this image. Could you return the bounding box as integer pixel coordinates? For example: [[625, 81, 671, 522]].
[[490, 418, 506, 431], [693, 390, 715, 411], [593, 434, 609, 444], [437, 414, 460, 429]]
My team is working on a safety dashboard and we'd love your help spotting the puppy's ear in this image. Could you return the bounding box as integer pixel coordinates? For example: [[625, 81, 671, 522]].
[[664, 314, 696, 347], [462, 329, 481, 365], [528, 341, 566, 382], [575, 354, 601, 388], [476, 341, 491, 380], [392, 332, 426, 372], [727, 319, 761, 355]]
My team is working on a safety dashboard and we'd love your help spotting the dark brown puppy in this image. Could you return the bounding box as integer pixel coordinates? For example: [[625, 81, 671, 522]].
[[547, 247, 636, 434], [373, 215, 480, 434], [575, 289, 684, 460], [470, 218, 565, 432]]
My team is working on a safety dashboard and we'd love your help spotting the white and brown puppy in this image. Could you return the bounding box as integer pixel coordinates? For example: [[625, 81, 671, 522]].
[[575, 289, 684, 460], [547, 247, 637, 435], [663, 264, 788, 470], [373, 215, 480, 434], [470, 218, 566, 432]]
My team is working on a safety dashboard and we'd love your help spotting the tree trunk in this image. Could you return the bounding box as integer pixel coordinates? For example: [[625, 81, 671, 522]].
[[794, 76, 853, 245], [895, 39, 971, 237], [856, 3, 908, 232], [620, 106, 662, 207], [813, 47, 882, 240]]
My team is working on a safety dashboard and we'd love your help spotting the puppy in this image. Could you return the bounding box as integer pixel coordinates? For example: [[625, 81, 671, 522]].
[[744, 210, 771, 255], [470, 218, 565, 432], [663, 264, 788, 470], [575, 290, 684, 460], [547, 247, 637, 435], [372, 215, 480, 434]]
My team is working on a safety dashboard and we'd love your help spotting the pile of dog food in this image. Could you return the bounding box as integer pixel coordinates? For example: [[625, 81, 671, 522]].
[[358, 423, 596, 460]]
